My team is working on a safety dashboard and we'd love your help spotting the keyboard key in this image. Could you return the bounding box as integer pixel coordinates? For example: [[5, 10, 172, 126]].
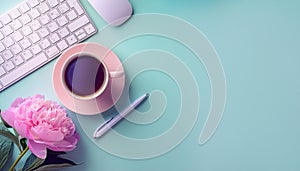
[[30, 20, 42, 30], [75, 29, 86, 40], [29, 8, 41, 19], [31, 44, 42, 55], [49, 33, 60, 43], [49, 9, 60, 19], [22, 26, 33, 36], [0, 53, 47, 86], [3, 26, 13, 36], [21, 50, 33, 60], [3, 61, 15, 72], [40, 15, 51, 25], [48, 22, 59, 32], [11, 19, 22, 30], [58, 27, 69, 38], [1, 14, 12, 25], [39, 3, 50, 13], [48, 0, 59, 8], [0, 43, 5, 52], [29, 33, 41, 44], [0, 67, 5, 77], [20, 14, 31, 24], [19, 2, 30, 13], [73, 3, 84, 15], [12, 31, 24, 41], [67, 10, 77, 21], [0, 57, 4, 64], [66, 34, 77, 45], [66, 0, 76, 7], [40, 39, 51, 49], [9, 8, 21, 19], [4, 37, 14, 47], [75, 29, 84, 36], [85, 24, 96, 34], [58, 3, 69, 13], [45, 46, 59, 58], [12, 56, 24, 66], [11, 44, 22, 55], [57, 40, 68, 51], [0, 32, 4, 40], [78, 32, 86, 40], [28, 0, 39, 8], [3, 50, 13, 60], [67, 0, 83, 15], [38, 28, 50, 38], [68, 15, 89, 32], [57, 16, 68, 26], [20, 39, 32, 49], [77, 33, 86, 40]]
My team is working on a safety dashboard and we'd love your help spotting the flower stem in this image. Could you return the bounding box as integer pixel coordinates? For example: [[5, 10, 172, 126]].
[[9, 146, 29, 171]]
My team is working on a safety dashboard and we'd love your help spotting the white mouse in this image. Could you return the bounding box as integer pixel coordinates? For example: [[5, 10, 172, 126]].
[[88, 0, 133, 26]]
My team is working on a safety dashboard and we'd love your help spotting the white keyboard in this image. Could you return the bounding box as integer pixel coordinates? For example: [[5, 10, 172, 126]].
[[0, 0, 97, 92]]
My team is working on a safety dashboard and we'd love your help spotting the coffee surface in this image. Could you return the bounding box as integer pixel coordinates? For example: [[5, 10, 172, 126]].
[[64, 55, 106, 97]]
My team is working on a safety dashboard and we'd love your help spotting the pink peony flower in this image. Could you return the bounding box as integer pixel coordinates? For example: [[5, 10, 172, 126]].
[[1, 94, 79, 159]]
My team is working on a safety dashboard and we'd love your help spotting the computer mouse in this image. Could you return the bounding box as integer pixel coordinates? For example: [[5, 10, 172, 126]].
[[88, 0, 133, 26]]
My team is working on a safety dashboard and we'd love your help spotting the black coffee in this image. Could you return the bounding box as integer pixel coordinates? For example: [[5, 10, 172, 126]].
[[64, 55, 106, 97]]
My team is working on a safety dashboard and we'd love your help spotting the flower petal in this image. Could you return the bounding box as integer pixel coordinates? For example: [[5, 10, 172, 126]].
[[33, 94, 44, 99], [1, 108, 16, 126], [43, 133, 79, 152], [11, 97, 24, 107], [28, 139, 47, 159], [14, 120, 30, 138], [47, 143, 77, 152], [31, 125, 64, 142]]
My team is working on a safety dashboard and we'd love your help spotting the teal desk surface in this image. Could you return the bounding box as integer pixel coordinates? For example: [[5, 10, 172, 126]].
[[1, 0, 300, 170]]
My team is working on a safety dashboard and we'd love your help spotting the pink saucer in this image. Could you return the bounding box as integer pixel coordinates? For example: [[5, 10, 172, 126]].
[[53, 43, 125, 115]]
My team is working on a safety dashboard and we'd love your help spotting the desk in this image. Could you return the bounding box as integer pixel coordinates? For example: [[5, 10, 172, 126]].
[[1, 0, 300, 170]]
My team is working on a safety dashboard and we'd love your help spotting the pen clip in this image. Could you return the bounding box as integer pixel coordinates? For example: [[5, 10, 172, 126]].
[[93, 117, 114, 138]]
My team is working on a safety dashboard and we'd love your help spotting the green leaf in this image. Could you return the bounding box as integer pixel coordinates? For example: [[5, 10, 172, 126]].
[[34, 163, 76, 171], [22, 153, 45, 171], [0, 128, 22, 152], [35, 150, 78, 170], [13, 128, 20, 139], [0, 123, 13, 170], [47, 149, 66, 157], [22, 149, 78, 171], [20, 138, 27, 151], [43, 156, 77, 166]]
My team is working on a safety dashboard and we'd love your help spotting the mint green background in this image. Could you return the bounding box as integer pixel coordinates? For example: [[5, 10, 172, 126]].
[[1, 0, 300, 170]]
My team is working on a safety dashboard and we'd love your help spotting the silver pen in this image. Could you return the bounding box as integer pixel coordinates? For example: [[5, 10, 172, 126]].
[[93, 93, 149, 138]]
